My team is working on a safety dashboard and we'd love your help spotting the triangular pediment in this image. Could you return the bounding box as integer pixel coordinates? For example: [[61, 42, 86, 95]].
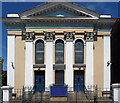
[[19, 2, 100, 19], [33, 9, 80, 17]]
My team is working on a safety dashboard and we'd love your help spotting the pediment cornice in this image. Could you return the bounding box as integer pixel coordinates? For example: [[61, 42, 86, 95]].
[[19, 2, 100, 19], [2, 17, 116, 27]]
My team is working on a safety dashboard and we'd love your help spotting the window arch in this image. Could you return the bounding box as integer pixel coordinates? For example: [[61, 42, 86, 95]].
[[55, 39, 64, 64], [35, 40, 44, 64], [75, 39, 84, 64]]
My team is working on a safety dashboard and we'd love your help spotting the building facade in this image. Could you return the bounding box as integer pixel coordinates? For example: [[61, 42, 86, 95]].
[[2, 2, 115, 92]]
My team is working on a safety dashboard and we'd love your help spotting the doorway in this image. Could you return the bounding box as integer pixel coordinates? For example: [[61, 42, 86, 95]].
[[55, 70, 64, 84]]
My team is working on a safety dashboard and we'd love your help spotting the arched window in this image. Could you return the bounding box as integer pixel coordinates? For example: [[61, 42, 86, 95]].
[[35, 40, 44, 64], [55, 40, 64, 64], [75, 40, 84, 64]]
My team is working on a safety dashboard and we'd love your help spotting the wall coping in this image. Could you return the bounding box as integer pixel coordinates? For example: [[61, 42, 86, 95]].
[[1, 86, 13, 90], [112, 83, 120, 88]]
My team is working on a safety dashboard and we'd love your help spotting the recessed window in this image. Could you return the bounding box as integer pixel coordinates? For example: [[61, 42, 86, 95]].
[[55, 40, 64, 64], [35, 40, 44, 64], [75, 39, 84, 64]]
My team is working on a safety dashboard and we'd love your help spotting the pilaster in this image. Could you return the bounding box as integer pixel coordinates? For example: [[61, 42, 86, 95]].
[[7, 34, 15, 90], [85, 31, 96, 89], [44, 31, 55, 91], [103, 35, 111, 90], [64, 31, 75, 91], [23, 31, 35, 88]]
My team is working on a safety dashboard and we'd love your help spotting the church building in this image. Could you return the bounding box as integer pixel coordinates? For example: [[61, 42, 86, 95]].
[[2, 2, 115, 92]]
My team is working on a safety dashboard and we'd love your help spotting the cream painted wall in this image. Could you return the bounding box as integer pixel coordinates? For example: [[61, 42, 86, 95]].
[[26, 28, 93, 33], [97, 30, 111, 35], [15, 36, 25, 89], [94, 36, 104, 88], [8, 30, 22, 35], [33, 44, 35, 64], [73, 45, 75, 64], [53, 45, 55, 64], [64, 45, 66, 64]]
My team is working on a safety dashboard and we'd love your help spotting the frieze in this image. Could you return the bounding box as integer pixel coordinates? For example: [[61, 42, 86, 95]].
[[23, 31, 35, 41], [64, 31, 75, 41], [44, 31, 55, 41], [26, 23, 93, 28], [84, 31, 97, 42]]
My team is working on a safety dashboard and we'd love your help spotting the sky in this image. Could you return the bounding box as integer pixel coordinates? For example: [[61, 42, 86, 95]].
[[0, 2, 119, 71]]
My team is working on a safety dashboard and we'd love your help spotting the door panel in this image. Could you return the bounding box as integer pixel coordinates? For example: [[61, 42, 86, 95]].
[[55, 70, 64, 84], [74, 70, 84, 91], [35, 71, 45, 92]]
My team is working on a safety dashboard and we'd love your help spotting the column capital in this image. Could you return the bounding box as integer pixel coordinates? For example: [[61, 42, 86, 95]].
[[44, 31, 55, 42], [84, 31, 97, 42], [64, 31, 75, 42], [23, 31, 35, 42]]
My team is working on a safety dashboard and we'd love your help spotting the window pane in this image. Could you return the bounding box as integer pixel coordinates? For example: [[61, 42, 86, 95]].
[[35, 40, 44, 64], [75, 40, 84, 64], [55, 40, 64, 64], [36, 53, 44, 64]]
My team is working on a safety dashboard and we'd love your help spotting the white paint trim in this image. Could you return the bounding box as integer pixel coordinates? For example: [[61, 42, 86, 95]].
[[25, 41, 33, 87], [53, 37, 66, 44], [73, 37, 86, 45], [65, 42, 73, 91], [45, 42, 53, 91], [7, 35, 15, 90], [22, 17, 99, 20], [33, 37, 46, 44], [62, 4, 99, 18], [104, 35, 111, 90], [7, 14, 19, 17], [85, 42, 94, 89], [100, 15, 111, 18]]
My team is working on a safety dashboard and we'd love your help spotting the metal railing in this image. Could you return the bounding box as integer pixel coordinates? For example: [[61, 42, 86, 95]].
[[9, 85, 113, 102]]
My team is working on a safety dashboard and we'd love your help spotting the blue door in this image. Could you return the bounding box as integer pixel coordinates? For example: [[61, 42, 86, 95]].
[[74, 70, 84, 92], [35, 71, 45, 92]]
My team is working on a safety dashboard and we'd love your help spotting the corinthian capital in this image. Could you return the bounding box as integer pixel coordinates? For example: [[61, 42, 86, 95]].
[[23, 31, 35, 41], [84, 31, 97, 42], [44, 31, 55, 42], [64, 31, 75, 41]]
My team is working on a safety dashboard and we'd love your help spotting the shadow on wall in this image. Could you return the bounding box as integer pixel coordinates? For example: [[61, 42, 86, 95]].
[[111, 18, 120, 84]]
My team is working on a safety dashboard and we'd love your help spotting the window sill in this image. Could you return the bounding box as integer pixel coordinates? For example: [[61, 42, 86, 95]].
[[73, 64, 86, 68], [33, 64, 46, 68], [53, 64, 66, 70]]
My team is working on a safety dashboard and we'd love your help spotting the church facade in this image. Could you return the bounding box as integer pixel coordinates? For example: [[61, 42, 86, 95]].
[[2, 2, 115, 92]]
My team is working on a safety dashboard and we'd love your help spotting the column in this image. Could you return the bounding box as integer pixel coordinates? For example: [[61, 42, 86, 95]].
[[24, 32, 35, 88], [85, 31, 96, 89], [64, 31, 75, 91], [7, 34, 15, 88], [44, 31, 55, 91], [104, 35, 111, 90]]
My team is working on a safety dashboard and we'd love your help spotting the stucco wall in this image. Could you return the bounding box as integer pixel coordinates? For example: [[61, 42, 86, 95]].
[[94, 34, 104, 88], [15, 36, 25, 89], [26, 28, 93, 33]]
